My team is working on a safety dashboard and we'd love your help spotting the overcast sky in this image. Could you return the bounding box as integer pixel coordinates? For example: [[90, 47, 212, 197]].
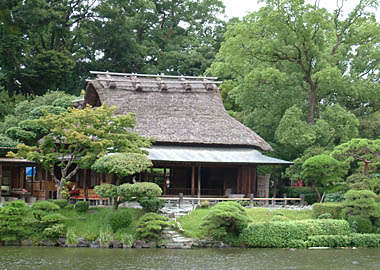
[[222, 0, 380, 19]]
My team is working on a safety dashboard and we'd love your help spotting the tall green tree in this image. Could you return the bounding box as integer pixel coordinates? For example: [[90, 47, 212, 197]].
[[209, 0, 380, 157], [9, 105, 152, 198], [84, 0, 225, 75]]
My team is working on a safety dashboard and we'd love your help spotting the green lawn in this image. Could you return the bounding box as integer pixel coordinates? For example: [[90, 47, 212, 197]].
[[178, 207, 313, 239]]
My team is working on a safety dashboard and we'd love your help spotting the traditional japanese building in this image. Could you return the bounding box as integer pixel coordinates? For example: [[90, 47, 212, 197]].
[[81, 71, 292, 198]]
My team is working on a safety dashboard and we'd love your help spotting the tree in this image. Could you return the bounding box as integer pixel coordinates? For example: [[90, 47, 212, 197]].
[[9, 104, 152, 198], [331, 138, 380, 175], [301, 154, 348, 201], [209, 0, 380, 160], [84, 0, 225, 76]]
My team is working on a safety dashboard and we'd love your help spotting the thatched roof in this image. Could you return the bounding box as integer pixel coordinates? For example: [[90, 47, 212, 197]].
[[84, 71, 272, 151]]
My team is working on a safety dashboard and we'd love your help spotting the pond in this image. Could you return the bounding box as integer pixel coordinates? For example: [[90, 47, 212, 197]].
[[0, 247, 379, 270]]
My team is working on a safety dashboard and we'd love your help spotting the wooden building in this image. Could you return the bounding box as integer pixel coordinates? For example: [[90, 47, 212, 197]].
[[0, 72, 292, 202], [82, 71, 292, 198]]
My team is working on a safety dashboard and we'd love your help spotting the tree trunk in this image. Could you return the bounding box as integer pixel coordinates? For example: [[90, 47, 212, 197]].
[[113, 197, 120, 210], [307, 88, 317, 124], [311, 183, 321, 202]]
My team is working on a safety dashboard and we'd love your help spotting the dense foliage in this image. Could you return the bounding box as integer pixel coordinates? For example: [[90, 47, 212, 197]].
[[201, 201, 250, 242], [135, 213, 171, 240], [240, 219, 351, 248], [108, 209, 133, 233], [9, 105, 152, 198]]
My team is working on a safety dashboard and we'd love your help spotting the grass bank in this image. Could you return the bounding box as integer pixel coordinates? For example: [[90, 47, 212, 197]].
[[178, 207, 313, 239]]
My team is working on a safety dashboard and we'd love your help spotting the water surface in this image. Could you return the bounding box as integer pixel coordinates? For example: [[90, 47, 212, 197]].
[[0, 247, 379, 270]]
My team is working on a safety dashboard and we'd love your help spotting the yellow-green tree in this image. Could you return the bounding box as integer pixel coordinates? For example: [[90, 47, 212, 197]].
[[9, 105, 152, 199]]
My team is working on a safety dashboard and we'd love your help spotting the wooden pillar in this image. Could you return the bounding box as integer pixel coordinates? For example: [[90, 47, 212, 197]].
[[252, 165, 257, 195], [248, 167, 252, 196], [0, 164, 2, 201], [20, 167, 25, 189], [163, 168, 167, 195], [150, 167, 153, 182], [237, 167, 241, 193], [83, 169, 88, 200], [197, 166, 201, 199], [191, 166, 195, 196], [31, 167, 34, 196], [272, 166, 277, 198]]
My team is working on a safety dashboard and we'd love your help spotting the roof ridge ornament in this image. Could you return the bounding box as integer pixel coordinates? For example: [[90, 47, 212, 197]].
[[203, 79, 214, 91], [180, 77, 192, 92], [156, 77, 168, 92], [131, 75, 143, 91]]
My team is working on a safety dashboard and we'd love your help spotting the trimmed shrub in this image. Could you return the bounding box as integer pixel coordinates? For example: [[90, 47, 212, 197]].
[[74, 201, 89, 212], [346, 216, 374, 233], [202, 201, 250, 242], [312, 202, 343, 219], [200, 201, 211, 208], [136, 213, 170, 240], [324, 191, 345, 203], [239, 219, 350, 248], [108, 209, 133, 232], [31, 201, 60, 220], [308, 235, 351, 247], [49, 199, 68, 209], [318, 213, 333, 219], [138, 198, 165, 213], [350, 233, 380, 248], [342, 190, 379, 219], [0, 200, 33, 241], [42, 224, 65, 239], [40, 213, 66, 230], [133, 182, 162, 199]]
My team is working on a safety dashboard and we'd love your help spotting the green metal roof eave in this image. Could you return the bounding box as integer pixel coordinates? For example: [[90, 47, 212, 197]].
[[145, 146, 293, 165]]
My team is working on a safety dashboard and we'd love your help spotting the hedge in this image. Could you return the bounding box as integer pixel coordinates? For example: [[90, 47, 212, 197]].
[[312, 203, 344, 219], [239, 219, 351, 248], [308, 234, 380, 248]]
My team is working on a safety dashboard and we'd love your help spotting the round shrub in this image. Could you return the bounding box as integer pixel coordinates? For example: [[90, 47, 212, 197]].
[[49, 199, 68, 209], [31, 200, 60, 220], [108, 209, 133, 232], [42, 224, 65, 239], [0, 200, 32, 241], [312, 202, 343, 219], [138, 198, 165, 213], [136, 213, 170, 240], [200, 201, 211, 208], [202, 201, 250, 242], [318, 213, 332, 219], [346, 216, 374, 233], [74, 201, 89, 212], [40, 213, 67, 229]]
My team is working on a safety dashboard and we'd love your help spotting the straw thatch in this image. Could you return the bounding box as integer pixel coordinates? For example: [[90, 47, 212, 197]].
[[84, 72, 272, 151]]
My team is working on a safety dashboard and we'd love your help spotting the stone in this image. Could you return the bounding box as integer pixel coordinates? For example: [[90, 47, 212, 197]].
[[21, 240, 33, 246], [142, 241, 156, 248], [123, 244, 132, 249], [57, 238, 66, 247], [112, 241, 123, 248], [212, 242, 225, 248], [90, 239, 100, 248], [133, 240, 145, 248], [42, 240, 56, 247], [77, 237, 89, 248]]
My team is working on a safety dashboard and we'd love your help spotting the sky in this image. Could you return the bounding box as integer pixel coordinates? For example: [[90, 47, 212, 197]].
[[222, 0, 380, 19]]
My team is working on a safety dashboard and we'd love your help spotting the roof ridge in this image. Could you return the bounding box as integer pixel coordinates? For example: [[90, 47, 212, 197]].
[[89, 71, 219, 81]]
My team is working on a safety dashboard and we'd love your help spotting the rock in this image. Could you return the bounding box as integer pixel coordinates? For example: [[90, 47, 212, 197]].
[[212, 242, 225, 248], [133, 240, 145, 248], [142, 241, 156, 248], [99, 243, 110, 248], [90, 239, 100, 248], [42, 240, 56, 247], [21, 240, 33, 246], [352, 261, 360, 265], [123, 244, 132, 249], [77, 238, 89, 248], [165, 242, 189, 249], [57, 238, 66, 247], [111, 241, 123, 248]]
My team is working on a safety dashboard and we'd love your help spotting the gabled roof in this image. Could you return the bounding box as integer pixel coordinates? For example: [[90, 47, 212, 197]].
[[84, 71, 272, 151]]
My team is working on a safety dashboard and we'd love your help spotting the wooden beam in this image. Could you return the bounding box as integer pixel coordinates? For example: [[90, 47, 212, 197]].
[[191, 166, 195, 196], [252, 165, 257, 195], [236, 167, 241, 194]]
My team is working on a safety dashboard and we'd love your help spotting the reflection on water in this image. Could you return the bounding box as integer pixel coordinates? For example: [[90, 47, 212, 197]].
[[0, 247, 379, 270]]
